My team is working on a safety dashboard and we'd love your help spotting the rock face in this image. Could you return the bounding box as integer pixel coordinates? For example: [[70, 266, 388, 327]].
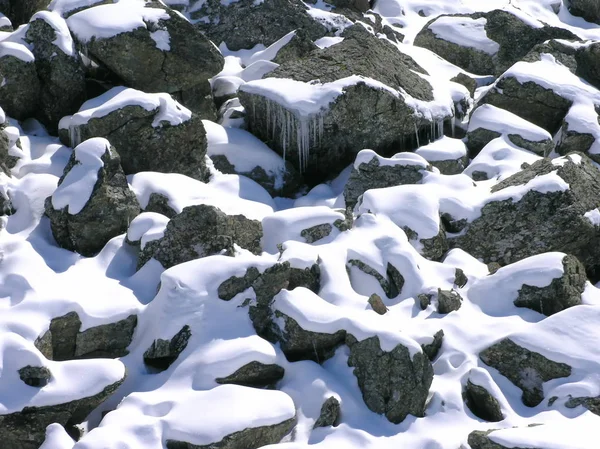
[[193, 0, 327, 51], [239, 25, 450, 183], [59, 88, 210, 181], [45, 138, 141, 257], [437, 289, 462, 314], [479, 338, 572, 407], [463, 380, 504, 422], [35, 312, 138, 361], [139, 205, 263, 269], [144, 325, 191, 372], [67, 1, 224, 115], [25, 12, 86, 132], [514, 255, 586, 316], [453, 154, 600, 280], [414, 10, 577, 76], [0, 42, 40, 120], [344, 151, 431, 209], [216, 362, 285, 388], [2, 0, 47, 25], [0, 375, 124, 449], [165, 416, 296, 449], [346, 335, 433, 424], [314, 397, 341, 428], [566, 0, 600, 24], [18, 366, 52, 388]]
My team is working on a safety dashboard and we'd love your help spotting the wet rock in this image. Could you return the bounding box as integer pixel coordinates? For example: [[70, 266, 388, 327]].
[[143, 325, 192, 372], [437, 288, 462, 314], [138, 204, 262, 269], [368, 293, 388, 315], [192, 0, 327, 51], [346, 335, 433, 424], [59, 88, 210, 181], [25, 12, 86, 132], [45, 138, 141, 257], [479, 338, 572, 407], [18, 366, 52, 388], [216, 361, 285, 388], [421, 330, 444, 361], [0, 42, 40, 120], [314, 397, 340, 428], [464, 380, 504, 422], [453, 154, 600, 280], [67, 1, 224, 116], [514, 254, 586, 316]]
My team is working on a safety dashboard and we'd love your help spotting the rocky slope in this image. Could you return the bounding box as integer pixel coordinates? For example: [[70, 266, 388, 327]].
[[0, 0, 600, 448]]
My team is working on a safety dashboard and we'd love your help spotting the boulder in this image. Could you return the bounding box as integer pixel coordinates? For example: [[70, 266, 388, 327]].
[[344, 150, 431, 209], [66, 0, 224, 116], [554, 102, 600, 163], [0, 374, 124, 449], [25, 12, 86, 132], [565, 396, 600, 416], [192, 0, 328, 51], [368, 293, 388, 315], [421, 330, 444, 361], [453, 154, 600, 280], [45, 138, 141, 257], [0, 42, 40, 120], [239, 25, 451, 183], [143, 325, 191, 372], [437, 288, 462, 314], [35, 311, 138, 361], [479, 338, 571, 407], [215, 361, 285, 388], [346, 258, 405, 299], [2, 0, 47, 26], [138, 204, 263, 269], [414, 10, 577, 76], [566, 0, 600, 24], [346, 335, 433, 424], [463, 380, 504, 422], [18, 366, 52, 388], [415, 137, 469, 175], [513, 254, 586, 316], [272, 29, 319, 65], [59, 87, 210, 181], [314, 397, 340, 428]]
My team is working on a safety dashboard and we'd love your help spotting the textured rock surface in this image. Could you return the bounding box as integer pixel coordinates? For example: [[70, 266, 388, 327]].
[[144, 325, 191, 372], [437, 288, 462, 314], [2, 0, 47, 25], [314, 397, 341, 428], [346, 335, 433, 424], [479, 338, 572, 407], [513, 255, 586, 316], [566, 0, 600, 24], [45, 141, 141, 257], [215, 361, 285, 388], [467, 430, 518, 449], [0, 49, 40, 120], [18, 366, 52, 388], [347, 259, 405, 299], [421, 330, 444, 361], [139, 205, 263, 269], [453, 154, 600, 280], [464, 380, 504, 422]]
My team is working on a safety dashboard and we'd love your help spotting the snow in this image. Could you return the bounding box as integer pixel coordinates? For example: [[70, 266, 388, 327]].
[[468, 104, 552, 143], [51, 138, 109, 215], [30, 11, 76, 57], [429, 17, 500, 55], [584, 208, 600, 226], [415, 136, 467, 162], [0, 41, 35, 62], [149, 29, 170, 51], [354, 149, 430, 169], [66, 1, 170, 44], [314, 36, 344, 48]]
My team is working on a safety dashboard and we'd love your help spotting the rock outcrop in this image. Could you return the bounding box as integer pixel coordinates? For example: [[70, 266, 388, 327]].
[[0, 42, 40, 120]]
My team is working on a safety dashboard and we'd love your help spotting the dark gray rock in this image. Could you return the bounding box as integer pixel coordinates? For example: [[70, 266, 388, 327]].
[[428, 156, 469, 176], [45, 140, 141, 257], [192, 0, 327, 51], [464, 380, 504, 422], [314, 397, 340, 428], [565, 396, 600, 415], [138, 204, 262, 269], [479, 338, 572, 407], [144, 192, 177, 219], [2, 0, 47, 26], [0, 46, 40, 120], [465, 128, 502, 159], [59, 91, 210, 181], [414, 10, 577, 76], [273, 28, 319, 65], [574, 42, 600, 90], [240, 25, 447, 184], [566, 0, 600, 24], [455, 268, 468, 288], [0, 122, 18, 175], [421, 330, 444, 361], [419, 228, 449, 261], [347, 259, 405, 299], [418, 293, 433, 310], [453, 154, 600, 281], [301, 223, 332, 244], [451, 73, 477, 97], [346, 335, 433, 424], [368, 293, 387, 315], [218, 267, 261, 301], [70, 1, 224, 115], [437, 288, 462, 314], [35, 312, 137, 361], [514, 255, 586, 316], [25, 14, 86, 132], [18, 366, 52, 388], [345, 154, 430, 209], [468, 430, 519, 449], [165, 415, 296, 449], [216, 361, 285, 388], [144, 325, 191, 372], [0, 374, 124, 449]]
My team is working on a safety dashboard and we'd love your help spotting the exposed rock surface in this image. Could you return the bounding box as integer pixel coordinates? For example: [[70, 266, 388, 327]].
[[144, 325, 192, 372], [566, 0, 600, 24], [215, 361, 285, 388], [45, 139, 141, 257], [314, 397, 341, 428], [421, 330, 444, 361], [346, 335, 433, 424], [18, 366, 52, 388], [0, 43, 40, 120], [138, 204, 263, 269], [464, 380, 504, 422], [437, 288, 462, 314], [479, 338, 572, 407], [347, 258, 405, 299], [1, 0, 47, 25], [453, 154, 600, 280]]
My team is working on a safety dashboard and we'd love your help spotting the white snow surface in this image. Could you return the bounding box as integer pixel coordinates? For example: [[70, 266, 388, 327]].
[[4, 1, 600, 449], [30, 11, 76, 57], [429, 16, 500, 55]]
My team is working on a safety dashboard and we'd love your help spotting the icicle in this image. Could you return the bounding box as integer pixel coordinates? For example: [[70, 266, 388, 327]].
[[451, 116, 456, 138], [69, 124, 81, 148], [414, 122, 420, 148]]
